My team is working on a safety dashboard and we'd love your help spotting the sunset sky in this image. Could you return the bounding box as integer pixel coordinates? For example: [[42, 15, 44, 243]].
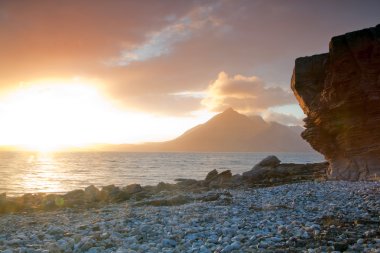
[[0, 0, 379, 150]]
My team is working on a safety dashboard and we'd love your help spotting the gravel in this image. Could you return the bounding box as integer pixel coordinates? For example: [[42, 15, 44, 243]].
[[0, 181, 379, 252]]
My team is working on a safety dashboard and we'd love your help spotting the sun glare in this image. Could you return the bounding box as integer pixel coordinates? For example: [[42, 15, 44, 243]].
[[0, 79, 108, 151], [0, 78, 213, 151]]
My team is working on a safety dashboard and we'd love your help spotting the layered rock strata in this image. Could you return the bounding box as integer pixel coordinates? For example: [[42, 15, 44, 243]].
[[291, 24, 380, 180]]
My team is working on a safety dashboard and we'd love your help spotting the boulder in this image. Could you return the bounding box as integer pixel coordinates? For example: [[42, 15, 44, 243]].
[[174, 178, 199, 188], [205, 169, 219, 181], [0, 200, 23, 214], [243, 156, 279, 178], [155, 182, 177, 192], [43, 194, 59, 209], [230, 174, 243, 186], [19, 193, 45, 209], [243, 156, 328, 186], [243, 156, 284, 178], [207, 170, 232, 188], [291, 24, 380, 180], [100, 185, 122, 202], [255, 155, 281, 168], [63, 189, 85, 206], [84, 185, 101, 202], [122, 184, 143, 195]]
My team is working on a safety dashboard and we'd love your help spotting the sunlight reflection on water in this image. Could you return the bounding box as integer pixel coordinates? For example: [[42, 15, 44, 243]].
[[0, 152, 324, 196], [22, 152, 65, 194]]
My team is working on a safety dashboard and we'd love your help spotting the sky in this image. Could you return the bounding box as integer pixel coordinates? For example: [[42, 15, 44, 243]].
[[0, 0, 379, 149]]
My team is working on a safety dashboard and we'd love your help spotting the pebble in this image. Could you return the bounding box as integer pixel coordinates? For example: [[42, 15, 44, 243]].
[[162, 239, 177, 248], [0, 181, 379, 252]]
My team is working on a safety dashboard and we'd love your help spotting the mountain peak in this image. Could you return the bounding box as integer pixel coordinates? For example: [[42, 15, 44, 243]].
[[211, 107, 246, 123], [222, 107, 238, 114], [167, 105, 312, 152]]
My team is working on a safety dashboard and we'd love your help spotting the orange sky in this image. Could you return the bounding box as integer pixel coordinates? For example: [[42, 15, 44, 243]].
[[0, 0, 379, 149]]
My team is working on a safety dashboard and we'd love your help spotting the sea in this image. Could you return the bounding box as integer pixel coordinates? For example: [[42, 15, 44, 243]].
[[0, 152, 325, 196]]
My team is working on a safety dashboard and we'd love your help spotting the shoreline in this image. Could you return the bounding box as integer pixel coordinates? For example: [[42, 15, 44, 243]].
[[0, 151, 324, 198], [0, 156, 328, 215], [1, 181, 379, 252], [0, 156, 379, 252]]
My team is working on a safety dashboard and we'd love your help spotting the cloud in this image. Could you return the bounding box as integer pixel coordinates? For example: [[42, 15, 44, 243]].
[[202, 72, 294, 114], [262, 111, 303, 126], [109, 5, 221, 66], [0, 0, 195, 89], [0, 0, 379, 117], [119, 93, 202, 116]]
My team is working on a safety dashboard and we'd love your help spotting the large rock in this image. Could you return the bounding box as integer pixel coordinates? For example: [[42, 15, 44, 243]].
[[100, 185, 123, 202], [243, 156, 328, 186], [63, 189, 85, 206], [84, 185, 101, 202], [291, 24, 380, 180], [205, 169, 233, 188], [205, 169, 219, 181], [122, 184, 143, 195], [243, 156, 282, 178], [255, 155, 281, 168]]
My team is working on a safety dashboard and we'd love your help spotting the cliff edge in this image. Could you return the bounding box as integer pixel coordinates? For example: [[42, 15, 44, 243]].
[[291, 24, 380, 180]]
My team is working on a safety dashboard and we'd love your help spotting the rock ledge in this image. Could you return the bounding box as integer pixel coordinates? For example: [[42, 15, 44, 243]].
[[291, 24, 380, 180]]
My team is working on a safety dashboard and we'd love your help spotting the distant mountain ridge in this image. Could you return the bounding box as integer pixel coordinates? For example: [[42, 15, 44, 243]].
[[99, 108, 312, 152]]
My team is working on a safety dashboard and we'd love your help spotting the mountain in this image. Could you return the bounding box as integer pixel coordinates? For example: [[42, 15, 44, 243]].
[[100, 108, 312, 152]]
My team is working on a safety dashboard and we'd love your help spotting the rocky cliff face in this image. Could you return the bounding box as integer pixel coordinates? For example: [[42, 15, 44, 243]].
[[291, 24, 380, 181]]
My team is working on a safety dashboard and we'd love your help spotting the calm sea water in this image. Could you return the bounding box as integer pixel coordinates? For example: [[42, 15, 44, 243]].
[[0, 152, 324, 196]]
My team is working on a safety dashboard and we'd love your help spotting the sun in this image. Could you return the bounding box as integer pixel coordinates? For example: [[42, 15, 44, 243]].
[[0, 78, 110, 152], [0, 78, 215, 152]]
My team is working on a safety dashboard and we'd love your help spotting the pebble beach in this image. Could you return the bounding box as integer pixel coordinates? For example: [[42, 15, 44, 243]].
[[1, 181, 379, 253]]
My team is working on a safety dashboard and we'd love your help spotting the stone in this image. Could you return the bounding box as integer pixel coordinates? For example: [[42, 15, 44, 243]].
[[222, 241, 241, 252], [134, 195, 191, 206], [63, 189, 85, 206], [122, 184, 143, 195], [230, 174, 243, 186], [357, 238, 364, 244], [205, 169, 219, 181], [47, 227, 64, 236], [334, 242, 348, 252], [0, 181, 379, 252], [57, 238, 73, 252], [86, 247, 105, 253], [100, 185, 122, 201], [199, 245, 212, 253], [46, 242, 61, 253], [174, 178, 199, 188], [197, 192, 221, 202], [162, 238, 177, 248], [84, 185, 101, 202], [155, 182, 176, 192], [43, 194, 59, 210], [207, 170, 232, 188], [291, 24, 380, 180], [242, 157, 328, 186], [256, 155, 281, 168]]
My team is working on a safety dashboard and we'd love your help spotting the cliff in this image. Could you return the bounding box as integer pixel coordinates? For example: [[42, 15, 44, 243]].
[[291, 24, 380, 180]]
